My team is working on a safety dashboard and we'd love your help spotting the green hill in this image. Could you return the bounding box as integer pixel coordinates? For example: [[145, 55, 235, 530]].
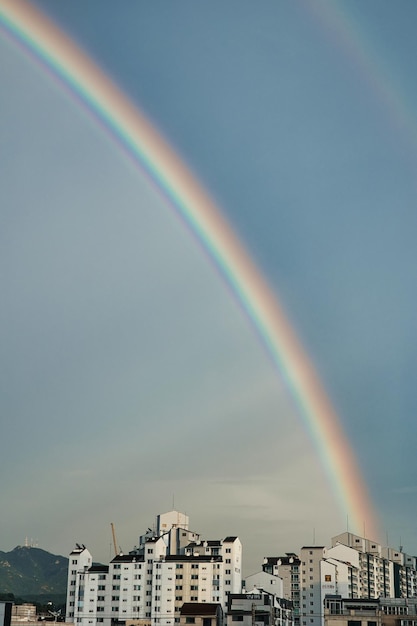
[[0, 546, 68, 602]]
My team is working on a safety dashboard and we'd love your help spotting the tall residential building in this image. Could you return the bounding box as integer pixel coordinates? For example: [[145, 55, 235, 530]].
[[65, 510, 242, 626], [298, 533, 417, 626], [263, 554, 301, 626]]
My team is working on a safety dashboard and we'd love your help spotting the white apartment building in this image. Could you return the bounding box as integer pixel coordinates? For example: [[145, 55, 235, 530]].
[[297, 533, 417, 626], [245, 572, 284, 599], [65, 510, 242, 626], [331, 533, 417, 599]]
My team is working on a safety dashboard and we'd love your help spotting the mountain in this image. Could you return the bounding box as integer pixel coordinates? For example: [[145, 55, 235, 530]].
[[0, 546, 68, 601]]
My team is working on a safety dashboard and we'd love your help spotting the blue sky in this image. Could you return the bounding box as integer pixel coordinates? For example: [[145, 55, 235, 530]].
[[1, 0, 417, 572]]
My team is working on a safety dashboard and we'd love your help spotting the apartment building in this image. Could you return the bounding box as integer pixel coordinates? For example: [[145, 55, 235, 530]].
[[65, 510, 242, 626], [297, 534, 417, 626], [263, 555, 301, 625], [331, 533, 417, 600]]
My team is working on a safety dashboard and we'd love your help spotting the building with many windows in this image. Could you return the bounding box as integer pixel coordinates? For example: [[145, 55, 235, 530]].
[[263, 555, 301, 626], [259, 533, 417, 626], [226, 590, 293, 626], [65, 511, 242, 626]]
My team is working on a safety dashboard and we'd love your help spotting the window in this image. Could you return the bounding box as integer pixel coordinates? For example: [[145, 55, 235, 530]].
[[175, 596, 183, 601], [191, 564, 199, 569], [185, 619, 195, 624], [191, 585, 198, 590], [232, 617, 243, 622], [226, 559, 231, 564], [133, 585, 141, 590], [112, 585, 120, 590], [114, 564, 121, 570], [134, 574, 141, 580], [98, 585, 105, 590], [176, 585, 183, 590], [226, 548, 231, 553], [191, 575, 198, 579], [113, 575, 120, 580]]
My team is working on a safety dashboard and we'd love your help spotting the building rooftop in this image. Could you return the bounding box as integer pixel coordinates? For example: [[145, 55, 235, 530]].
[[111, 554, 145, 563], [180, 603, 222, 616], [165, 554, 223, 562]]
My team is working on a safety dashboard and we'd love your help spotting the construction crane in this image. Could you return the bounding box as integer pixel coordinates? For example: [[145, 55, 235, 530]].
[[110, 522, 120, 557]]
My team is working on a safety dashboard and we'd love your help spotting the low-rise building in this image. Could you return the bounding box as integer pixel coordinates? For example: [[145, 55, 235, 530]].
[[227, 590, 293, 626], [179, 602, 223, 626]]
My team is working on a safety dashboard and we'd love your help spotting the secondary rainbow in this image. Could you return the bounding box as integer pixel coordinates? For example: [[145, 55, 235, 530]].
[[0, 0, 379, 539]]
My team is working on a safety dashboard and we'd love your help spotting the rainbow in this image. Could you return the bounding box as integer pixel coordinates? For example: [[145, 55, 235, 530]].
[[0, 0, 379, 539]]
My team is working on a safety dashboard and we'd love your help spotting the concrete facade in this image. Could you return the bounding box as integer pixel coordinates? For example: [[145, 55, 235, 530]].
[[65, 511, 242, 626]]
